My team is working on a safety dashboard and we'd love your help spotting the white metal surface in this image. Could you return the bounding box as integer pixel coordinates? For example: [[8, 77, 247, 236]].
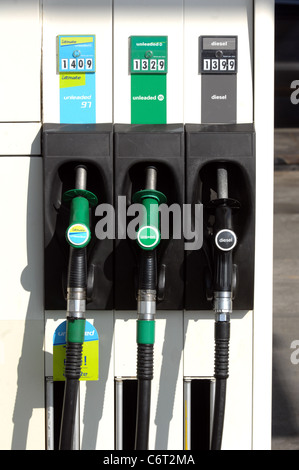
[[0, 0, 41, 122], [0, 157, 44, 449], [0, 124, 41, 156]]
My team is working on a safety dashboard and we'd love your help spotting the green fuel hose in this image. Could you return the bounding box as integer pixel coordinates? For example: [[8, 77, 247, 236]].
[[132, 166, 166, 450], [59, 165, 97, 450]]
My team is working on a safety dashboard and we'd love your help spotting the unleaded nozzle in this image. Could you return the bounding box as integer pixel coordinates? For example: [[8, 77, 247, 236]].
[[132, 166, 166, 251]]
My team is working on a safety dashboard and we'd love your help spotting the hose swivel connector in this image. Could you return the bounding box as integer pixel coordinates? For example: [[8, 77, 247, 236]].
[[67, 287, 86, 319], [137, 289, 156, 321], [214, 291, 232, 322]]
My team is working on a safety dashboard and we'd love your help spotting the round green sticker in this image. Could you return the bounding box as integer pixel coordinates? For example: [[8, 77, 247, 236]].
[[137, 225, 160, 250]]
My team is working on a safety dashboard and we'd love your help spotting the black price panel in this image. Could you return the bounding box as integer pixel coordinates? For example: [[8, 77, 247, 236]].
[[199, 36, 237, 74]]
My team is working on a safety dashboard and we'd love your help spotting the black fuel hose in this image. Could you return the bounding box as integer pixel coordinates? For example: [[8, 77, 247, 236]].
[[134, 249, 156, 450], [135, 354, 153, 449], [138, 249, 157, 291], [59, 246, 87, 450], [211, 320, 230, 450]]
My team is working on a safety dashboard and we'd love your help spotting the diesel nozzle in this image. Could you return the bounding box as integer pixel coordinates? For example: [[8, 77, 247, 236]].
[[208, 163, 239, 450]]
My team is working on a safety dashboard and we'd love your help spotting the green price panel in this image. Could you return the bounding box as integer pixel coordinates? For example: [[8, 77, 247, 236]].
[[130, 36, 168, 74]]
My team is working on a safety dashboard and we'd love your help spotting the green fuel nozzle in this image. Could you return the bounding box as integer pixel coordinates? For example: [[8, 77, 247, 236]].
[[133, 166, 166, 451], [62, 165, 98, 342], [133, 166, 166, 343], [132, 166, 167, 251], [59, 165, 97, 451], [63, 165, 98, 248]]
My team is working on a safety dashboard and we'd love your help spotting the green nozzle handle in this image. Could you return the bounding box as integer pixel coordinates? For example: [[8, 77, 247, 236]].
[[63, 166, 98, 248], [133, 190, 164, 250], [132, 186, 167, 251], [66, 196, 91, 248]]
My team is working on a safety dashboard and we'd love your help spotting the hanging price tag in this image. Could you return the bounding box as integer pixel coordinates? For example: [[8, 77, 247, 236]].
[[53, 320, 99, 381], [57, 35, 96, 124], [58, 35, 96, 73], [130, 36, 168, 74]]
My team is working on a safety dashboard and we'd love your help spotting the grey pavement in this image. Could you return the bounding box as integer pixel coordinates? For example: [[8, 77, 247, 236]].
[[272, 130, 299, 450]]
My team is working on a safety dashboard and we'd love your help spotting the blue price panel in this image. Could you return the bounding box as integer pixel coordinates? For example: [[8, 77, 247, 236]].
[[58, 35, 95, 73]]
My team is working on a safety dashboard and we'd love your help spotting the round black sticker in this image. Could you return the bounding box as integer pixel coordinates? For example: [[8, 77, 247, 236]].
[[215, 229, 237, 251]]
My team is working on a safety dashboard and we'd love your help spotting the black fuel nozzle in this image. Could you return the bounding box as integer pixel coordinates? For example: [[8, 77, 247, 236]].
[[209, 164, 240, 451], [209, 165, 239, 321]]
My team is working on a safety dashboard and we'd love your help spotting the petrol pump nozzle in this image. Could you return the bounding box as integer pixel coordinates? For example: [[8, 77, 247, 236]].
[[133, 167, 166, 320], [63, 165, 98, 249], [208, 165, 239, 321], [132, 166, 166, 450], [209, 164, 239, 450], [59, 165, 97, 450], [132, 166, 167, 251]]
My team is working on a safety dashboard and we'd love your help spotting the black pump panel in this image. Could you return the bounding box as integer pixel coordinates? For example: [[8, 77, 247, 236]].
[[114, 124, 185, 310], [42, 123, 113, 310], [185, 123, 255, 311]]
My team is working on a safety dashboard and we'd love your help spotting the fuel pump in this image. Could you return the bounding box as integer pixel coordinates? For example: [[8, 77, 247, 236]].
[[132, 166, 166, 450], [208, 164, 239, 450], [114, 123, 184, 448], [185, 27, 256, 449], [113, 24, 185, 448], [0, 0, 273, 451], [59, 165, 98, 450]]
